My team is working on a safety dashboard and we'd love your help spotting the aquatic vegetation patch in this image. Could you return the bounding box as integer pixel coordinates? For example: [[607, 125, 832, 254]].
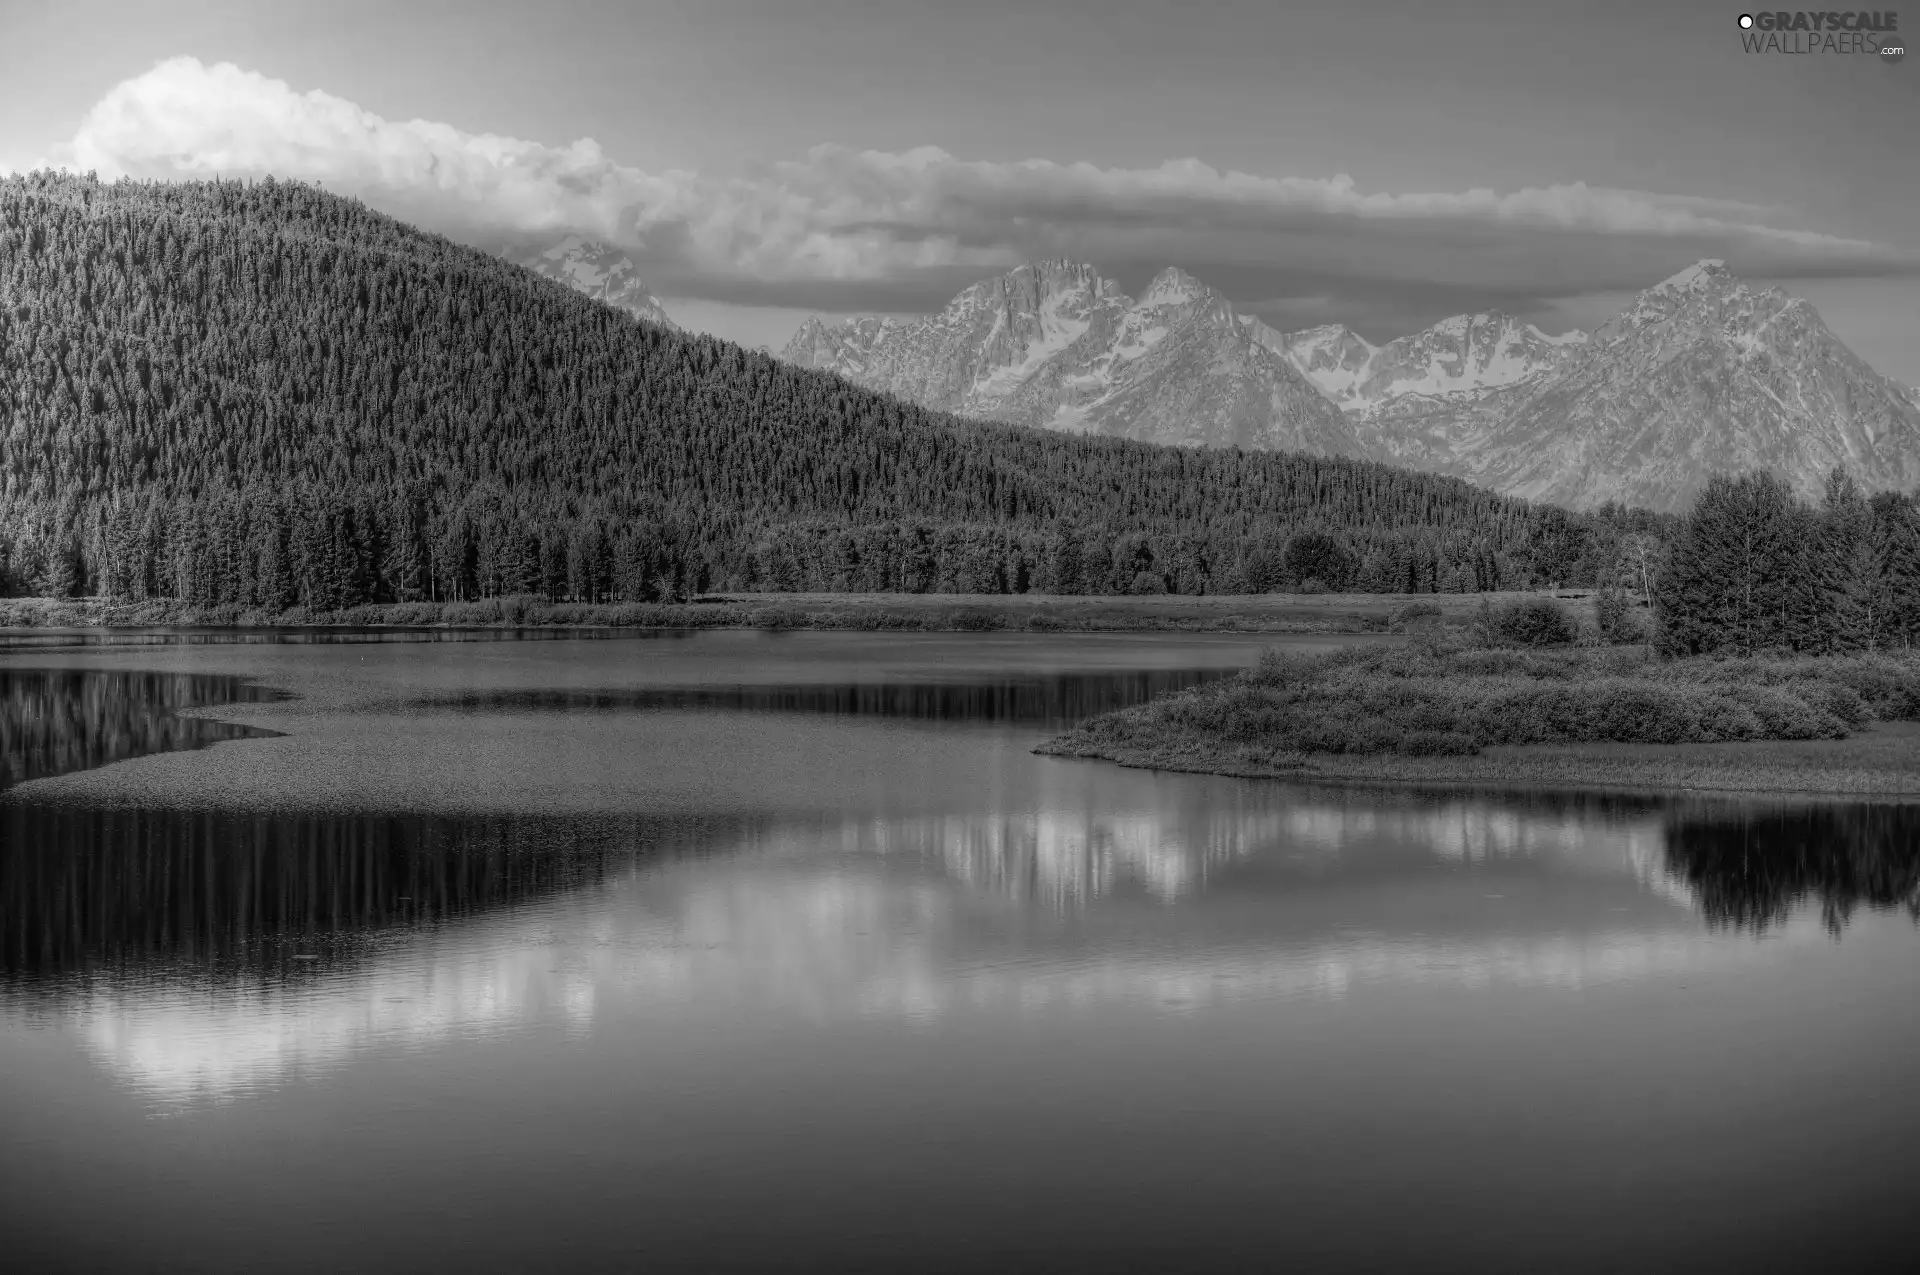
[[1041, 643, 1920, 764]]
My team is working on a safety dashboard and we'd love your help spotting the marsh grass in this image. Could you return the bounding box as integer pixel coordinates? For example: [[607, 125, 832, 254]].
[[0, 592, 1403, 635], [1040, 641, 1920, 772]]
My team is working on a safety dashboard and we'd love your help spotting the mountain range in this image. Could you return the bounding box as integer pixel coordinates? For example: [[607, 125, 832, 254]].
[[493, 235, 1920, 516], [782, 261, 1358, 455], [774, 258, 1920, 513]]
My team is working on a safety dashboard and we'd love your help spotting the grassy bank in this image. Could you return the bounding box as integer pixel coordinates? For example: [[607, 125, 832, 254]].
[[0, 590, 1591, 635], [1036, 641, 1920, 798]]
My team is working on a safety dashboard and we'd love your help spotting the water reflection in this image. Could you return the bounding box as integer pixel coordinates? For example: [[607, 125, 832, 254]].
[[0, 669, 284, 792], [5, 660, 1917, 1116], [6, 801, 1830, 1107], [0, 790, 1673, 983], [6, 778, 1869, 1105], [0, 804, 730, 980], [426, 669, 1234, 728], [0, 626, 712, 651], [1663, 803, 1920, 935]]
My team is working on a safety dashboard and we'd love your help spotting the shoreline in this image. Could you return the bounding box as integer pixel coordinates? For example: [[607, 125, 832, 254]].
[[0, 590, 1589, 636], [1035, 723, 1920, 802], [1032, 640, 1920, 802]]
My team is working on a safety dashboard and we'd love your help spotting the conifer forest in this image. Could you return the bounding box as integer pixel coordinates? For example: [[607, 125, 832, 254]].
[[0, 173, 1637, 607]]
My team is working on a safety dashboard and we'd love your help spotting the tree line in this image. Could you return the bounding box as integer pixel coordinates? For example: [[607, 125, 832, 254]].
[[0, 171, 1654, 604], [1655, 468, 1920, 653], [0, 483, 1663, 607]]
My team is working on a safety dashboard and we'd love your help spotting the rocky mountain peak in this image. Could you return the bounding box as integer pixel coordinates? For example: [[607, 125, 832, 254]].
[[508, 235, 676, 328], [1650, 258, 1733, 294], [775, 256, 1919, 513], [777, 259, 1353, 454], [1277, 322, 1374, 351], [1603, 258, 1750, 338], [1139, 266, 1211, 308], [1276, 309, 1585, 414], [1466, 260, 1920, 511]]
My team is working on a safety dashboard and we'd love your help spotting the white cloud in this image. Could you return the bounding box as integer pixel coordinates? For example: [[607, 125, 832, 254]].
[[50, 56, 1915, 307]]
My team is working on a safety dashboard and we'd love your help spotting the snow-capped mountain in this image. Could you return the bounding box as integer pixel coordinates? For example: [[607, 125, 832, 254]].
[[1461, 260, 1920, 511], [781, 257, 1920, 512], [1240, 311, 1591, 474], [1261, 312, 1588, 414], [781, 260, 1131, 418], [781, 260, 1358, 454], [1250, 322, 1379, 411], [508, 236, 675, 327]]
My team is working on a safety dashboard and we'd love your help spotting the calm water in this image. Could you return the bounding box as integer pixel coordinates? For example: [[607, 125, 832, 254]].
[[1, 631, 1916, 1274]]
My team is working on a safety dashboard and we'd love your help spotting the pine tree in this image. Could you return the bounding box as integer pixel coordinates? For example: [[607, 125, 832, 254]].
[[1656, 472, 1804, 655], [1873, 492, 1920, 648], [1813, 468, 1879, 651]]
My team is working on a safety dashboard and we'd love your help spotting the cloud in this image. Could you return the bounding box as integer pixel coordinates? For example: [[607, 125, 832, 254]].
[[51, 56, 1920, 326]]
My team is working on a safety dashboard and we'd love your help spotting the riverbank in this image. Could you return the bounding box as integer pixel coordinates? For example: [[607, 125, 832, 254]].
[[1036, 642, 1920, 799], [0, 590, 1595, 635]]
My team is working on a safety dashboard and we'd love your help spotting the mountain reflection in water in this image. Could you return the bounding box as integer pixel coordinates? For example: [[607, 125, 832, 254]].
[[4, 790, 1889, 1106], [2, 662, 1917, 1107]]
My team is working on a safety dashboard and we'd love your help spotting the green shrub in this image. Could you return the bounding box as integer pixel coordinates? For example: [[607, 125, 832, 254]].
[[1403, 730, 1477, 756], [1390, 602, 1442, 631], [1129, 571, 1167, 596], [944, 606, 1004, 631], [1493, 597, 1576, 647], [1594, 588, 1643, 644], [1046, 642, 1920, 760]]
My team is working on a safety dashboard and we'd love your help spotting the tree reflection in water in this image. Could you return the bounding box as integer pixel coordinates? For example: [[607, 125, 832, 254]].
[[0, 668, 285, 792], [1662, 803, 1920, 935], [0, 666, 754, 982], [0, 803, 741, 982], [422, 667, 1236, 730], [6, 666, 1917, 988]]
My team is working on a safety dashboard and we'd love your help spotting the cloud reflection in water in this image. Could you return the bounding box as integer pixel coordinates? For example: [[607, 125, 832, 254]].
[[11, 787, 1884, 1107]]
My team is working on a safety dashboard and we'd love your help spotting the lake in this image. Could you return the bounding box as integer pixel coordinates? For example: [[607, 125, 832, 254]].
[[2, 631, 1916, 1273]]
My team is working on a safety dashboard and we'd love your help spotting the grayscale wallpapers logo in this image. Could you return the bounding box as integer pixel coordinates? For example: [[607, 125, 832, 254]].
[[1737, 11, 1905, 61]]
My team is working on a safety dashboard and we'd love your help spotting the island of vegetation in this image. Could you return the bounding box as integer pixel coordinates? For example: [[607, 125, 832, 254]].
[[1039, 471, 1920, 798]]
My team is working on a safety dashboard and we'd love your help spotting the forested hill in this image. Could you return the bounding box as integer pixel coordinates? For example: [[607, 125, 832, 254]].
[[0, 172, 1637, 606]]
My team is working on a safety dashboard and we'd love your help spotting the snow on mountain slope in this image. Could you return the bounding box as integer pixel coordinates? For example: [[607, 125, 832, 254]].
[[781, 257, 1920, 513], [780, 261, 1359, 455], [1246, 320, 1378, 410], [1263, 312, 1587, 413], [1463, 259, 1920, 511], [508, 236, 676, 328]]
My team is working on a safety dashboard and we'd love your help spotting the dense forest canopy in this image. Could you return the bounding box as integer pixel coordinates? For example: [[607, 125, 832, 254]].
[[0, 171, 1662, 606], [1655, 468, 1920, 654]]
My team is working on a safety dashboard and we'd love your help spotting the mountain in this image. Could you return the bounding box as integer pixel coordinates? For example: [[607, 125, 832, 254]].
[[506, 235, 676, 328], [0, 172, 1596, 606], [1245, 311, 1590, 478], [1252, 322, 1379, 411], [789, 258, 1920, 513], [1262, 312, 1587, 414], [780, 260, 1360, 454], [1461, 260, 1920, 511]]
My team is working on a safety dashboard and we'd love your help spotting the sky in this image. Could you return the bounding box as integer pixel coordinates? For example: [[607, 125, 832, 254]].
[[2, 0, 1916, 379]]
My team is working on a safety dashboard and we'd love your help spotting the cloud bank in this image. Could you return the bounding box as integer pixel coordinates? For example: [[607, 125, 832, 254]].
[[47, 57, 1920, 333]]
